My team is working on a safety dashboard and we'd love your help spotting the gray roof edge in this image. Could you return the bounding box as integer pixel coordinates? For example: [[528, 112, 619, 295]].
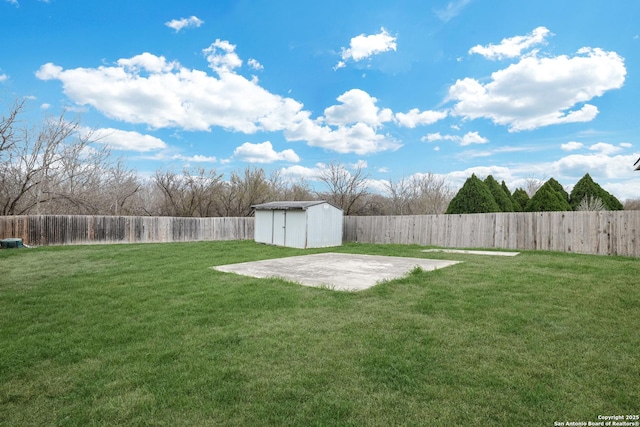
[[251, 200, 343, 211]]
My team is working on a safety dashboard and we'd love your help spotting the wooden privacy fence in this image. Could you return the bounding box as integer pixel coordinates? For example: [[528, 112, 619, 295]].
[[0, 215, 254, 246], [343, 211, 640, 257], [2, 211, 640, 257]]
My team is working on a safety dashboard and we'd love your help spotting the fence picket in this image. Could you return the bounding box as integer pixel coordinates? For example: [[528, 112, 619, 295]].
[[342, 211, 640, 257], [1, 211, 639, 257]]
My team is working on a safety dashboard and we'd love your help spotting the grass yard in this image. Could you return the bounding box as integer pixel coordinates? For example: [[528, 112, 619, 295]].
[[1, 240, 638, 426]]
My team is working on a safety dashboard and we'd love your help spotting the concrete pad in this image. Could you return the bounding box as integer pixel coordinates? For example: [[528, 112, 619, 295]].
[[422, 249, 520, 256], [213, 253, 460, 291]]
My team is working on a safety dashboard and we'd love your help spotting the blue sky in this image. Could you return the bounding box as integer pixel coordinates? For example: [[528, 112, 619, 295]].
[[2, 0, 640, 200]]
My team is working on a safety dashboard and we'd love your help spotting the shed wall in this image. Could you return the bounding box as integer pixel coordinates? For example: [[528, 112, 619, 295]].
[[282, 210, 307, 248], [306, 204, 343, 248], [254, 210, 274, 244]]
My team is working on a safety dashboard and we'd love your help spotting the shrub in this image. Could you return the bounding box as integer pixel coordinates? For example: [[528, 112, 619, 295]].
[[484, 175, 515, 212], [512, 188, 529, 211], [570, 173, 623, 211], [546, 178, 570, 204], [501, 180, 521, 212], [446, 174, 500, 214], [576, 196, 606, 211], [525, 180, 572, 212]]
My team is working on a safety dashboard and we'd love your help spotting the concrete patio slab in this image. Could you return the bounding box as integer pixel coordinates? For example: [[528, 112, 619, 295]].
[[213, 252, 460, 291], [422, 249, 520, 256]]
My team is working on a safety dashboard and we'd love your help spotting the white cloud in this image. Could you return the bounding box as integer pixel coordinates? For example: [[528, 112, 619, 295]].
[[423, 132, 446, 142], [456, 145, 540, 160], [279, 164, 324, 181], [117, 52, 178, 73], [36, 48, 306, 134], [422, 131, 488, 146], [603, 179, 640, 201], [0, 73, 7, 82], [337, 27, 397, 68], [285, 117, 401, 155], [395, 108, 448, 128], [232, 141, 300, 163], [34, 62, 62, 79], [460, 131, 488, 146], [173, 154, 217, 163], [546, 153, 637, 179], [40, 103, 51, 110], [203, 39, 243, 72], [323, 89, 392, 128], [561, 141, 584, 151], [448, 47, 626, 131], [248, 58, 263, 70], [365, 178, 389, 194], [274, 88, 401, 155], [620, 142, 633, 148], [5, 0, 18, 6], [469, 27, 551, 60], [351, 160, 368, 169], [434, 0, 472, 22], [92, 128, 168, 152], [36, 41, 404, 156], [589, 142, 621, 155], [444, 166, 514, 189], [165, 16, 204, 32]]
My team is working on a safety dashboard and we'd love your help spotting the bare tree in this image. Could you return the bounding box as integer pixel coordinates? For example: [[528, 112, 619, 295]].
[[524, 175, 545, 197], [624, 198, 640, 210], [384, 176, 414, 215], [154, 168, 223, 217], [268, 170, 313, 201], [316, 162, 369, 215], [101, 161, 142, 215], [0, 106, 90, 215], [383, 173, 453, 215], [0, 99, 142, 215], [40, 133, 115, 214], [0, 98, 25, 159], [280, 179, 313, 201], [217, 166, 274, 217], [411, 173, 454, 214]]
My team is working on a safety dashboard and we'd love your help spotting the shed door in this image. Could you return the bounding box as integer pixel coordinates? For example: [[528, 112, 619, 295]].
[[272, 210, 286, 246]]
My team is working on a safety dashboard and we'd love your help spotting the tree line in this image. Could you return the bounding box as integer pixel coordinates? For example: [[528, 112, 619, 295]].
[[1, 100, 454, 217], [3, 99, 638, 217], [446, 173, 624, 214]]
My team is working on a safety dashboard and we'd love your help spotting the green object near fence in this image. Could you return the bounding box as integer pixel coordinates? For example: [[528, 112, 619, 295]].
[[0, 238, 23, 249]]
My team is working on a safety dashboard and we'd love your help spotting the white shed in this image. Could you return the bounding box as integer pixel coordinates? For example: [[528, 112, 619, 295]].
[[252, 201, 343, 249]]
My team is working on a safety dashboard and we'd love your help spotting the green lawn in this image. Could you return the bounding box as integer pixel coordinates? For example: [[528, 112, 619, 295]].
[[1, 241, 638, 426]]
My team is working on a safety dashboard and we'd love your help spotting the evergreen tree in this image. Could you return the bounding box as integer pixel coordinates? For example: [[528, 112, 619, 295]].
[[446, 174, 500, 214], [569, 173, 623, 211], [512, 188, 529, 211], [525, 179, 572, 212], [502, 180, 521, 212], [484, 175, 514, 212], [546, 178, 570, 204]]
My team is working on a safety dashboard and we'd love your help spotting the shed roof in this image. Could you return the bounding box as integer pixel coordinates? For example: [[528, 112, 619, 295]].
[[251, 200, 341, 211]]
